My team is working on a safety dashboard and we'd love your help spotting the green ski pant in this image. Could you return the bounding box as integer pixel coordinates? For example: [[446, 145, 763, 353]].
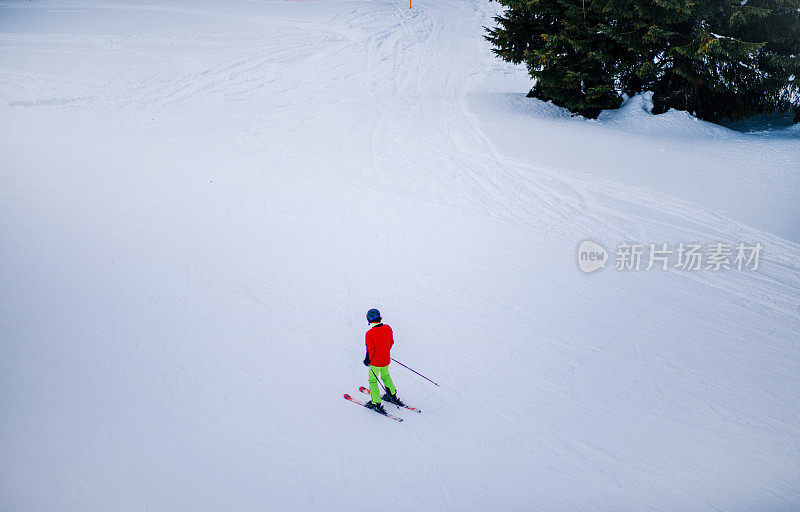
[[368, 365, 396, 404]]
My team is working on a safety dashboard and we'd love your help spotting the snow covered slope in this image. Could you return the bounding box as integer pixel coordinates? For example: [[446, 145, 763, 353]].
[[1, 1, 799, 511]]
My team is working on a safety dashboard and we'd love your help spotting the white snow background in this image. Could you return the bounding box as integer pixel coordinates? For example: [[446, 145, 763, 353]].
[[1, 1, 799, 511]]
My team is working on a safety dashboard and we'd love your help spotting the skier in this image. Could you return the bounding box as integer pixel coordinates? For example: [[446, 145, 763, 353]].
[[363, 308, 405, 414]]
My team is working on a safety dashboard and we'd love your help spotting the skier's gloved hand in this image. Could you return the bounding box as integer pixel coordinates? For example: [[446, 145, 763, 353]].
[[363, 352, 370, 366]]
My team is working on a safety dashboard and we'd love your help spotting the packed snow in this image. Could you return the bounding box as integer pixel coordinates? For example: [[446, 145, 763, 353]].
[[1, 1, 799, 511]]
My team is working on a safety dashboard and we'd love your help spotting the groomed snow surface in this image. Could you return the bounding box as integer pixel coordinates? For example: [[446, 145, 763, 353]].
[[1, 1, 799, 511]]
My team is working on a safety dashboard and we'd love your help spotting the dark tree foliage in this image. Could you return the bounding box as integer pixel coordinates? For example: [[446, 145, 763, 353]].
[[485, 0, 800, 123], [485, 0, 625, 117]]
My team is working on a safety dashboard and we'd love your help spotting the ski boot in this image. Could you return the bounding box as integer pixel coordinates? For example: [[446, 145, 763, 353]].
[[382, 391, 405, 407], [366, 401, 387, 415]]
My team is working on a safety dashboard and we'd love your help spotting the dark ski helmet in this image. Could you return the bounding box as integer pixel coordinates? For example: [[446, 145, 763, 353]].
[[366, 308, 381, 323]]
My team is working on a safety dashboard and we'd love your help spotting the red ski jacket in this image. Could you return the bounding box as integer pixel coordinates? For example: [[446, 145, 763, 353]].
[[365, 323, 394, 367]]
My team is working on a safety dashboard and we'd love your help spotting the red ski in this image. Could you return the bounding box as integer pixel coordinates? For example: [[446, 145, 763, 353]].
[[359, 386, 421, 413], [343, 394, 403, 422]]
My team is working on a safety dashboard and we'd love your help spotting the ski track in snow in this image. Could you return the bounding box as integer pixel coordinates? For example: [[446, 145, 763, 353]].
[[1, 1, 799, 511]]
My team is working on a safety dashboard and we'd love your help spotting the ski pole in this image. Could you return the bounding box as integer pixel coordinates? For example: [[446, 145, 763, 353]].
[[391, 358, 439, 387]]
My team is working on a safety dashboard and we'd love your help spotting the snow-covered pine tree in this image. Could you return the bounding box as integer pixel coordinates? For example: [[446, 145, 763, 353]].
[[645, 0, 800, 122], [484, 0, 624, 118], [724, 0, 800, 122], [486, 0, 800, 123]]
